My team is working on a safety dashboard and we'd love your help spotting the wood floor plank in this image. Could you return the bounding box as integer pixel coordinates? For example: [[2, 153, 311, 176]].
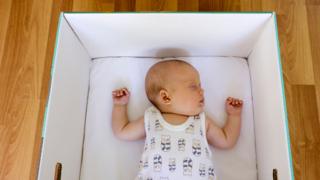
[[73, 0, 115, 12], [240, 0, 275, 11], [0, 0, 12, 66], [0, 0, 53, 179], [0, 126, 10, 178], [285, 83, 320, 180], [277, 1, 315, 85], [316, 85, 320, 124], [115, 0, 136, 11], [136, 0, 178, 11], [306, 5, 320, 122], [305, 0, 320, 5], [178, 0, 198, 11], [306, 5, 320, 83], [199, 0, 240, 11]]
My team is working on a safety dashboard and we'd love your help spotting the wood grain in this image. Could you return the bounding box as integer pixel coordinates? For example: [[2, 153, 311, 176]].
[[285, 83, 320, 179], [136, 0, 178, 11], [73, 0, 114, 12], [178, 0, 199, 11], [115, 0, 136, 11], [306, 5, 320, 123], [0, 0, 319, 180], [0, 0, 53, 179], [199, 0, 240, 11], [0, 0, 12, 66], [277, 1, 315, 85], [240, 0, 276, 11]]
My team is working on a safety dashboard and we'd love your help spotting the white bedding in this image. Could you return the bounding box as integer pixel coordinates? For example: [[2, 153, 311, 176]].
[[80, 57, 257, 180]]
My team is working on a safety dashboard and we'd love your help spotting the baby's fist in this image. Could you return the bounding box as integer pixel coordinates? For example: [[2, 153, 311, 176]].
[[226, 97, 243, 116], [112, 88, 130, 106]]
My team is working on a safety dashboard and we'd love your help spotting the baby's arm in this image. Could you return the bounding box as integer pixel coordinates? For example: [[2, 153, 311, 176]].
[[112, 87, 145, 141], [206, 97, 243, 149]]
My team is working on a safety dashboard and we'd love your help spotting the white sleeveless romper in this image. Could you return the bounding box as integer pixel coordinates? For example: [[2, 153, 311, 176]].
[[136, 106, 216, 180]]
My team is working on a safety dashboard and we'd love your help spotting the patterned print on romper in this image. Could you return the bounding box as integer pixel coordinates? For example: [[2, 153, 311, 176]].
[[183, 157, 193, 176], [153, 154, 162, 172], [208, 166, 215, 180], [205, 147, 210, 157], [155, 119, 163, 131], [144, 142, 148, 151], [200, 127, 203, 137], [143, 156, 148, 169], [161, 135, 171, 152], [150, 137, 156, 149], [192, 139, 201, 156], [137, 174, 143, 180], [185, 122, 194, 134], [178, 138, 186, 151], [147, 120, 151, 132], [151, 108, 157, 114], [139, 160, 143, 170], [159, 177, 169, 180], [199, 163, 206, 177], [168, 158, 176, 172]]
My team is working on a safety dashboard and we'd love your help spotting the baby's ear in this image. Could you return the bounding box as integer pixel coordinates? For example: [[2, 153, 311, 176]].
[[159, 89, 171, 104]]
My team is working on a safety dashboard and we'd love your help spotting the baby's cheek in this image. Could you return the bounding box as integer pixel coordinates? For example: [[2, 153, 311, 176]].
[[179, 100, 191, 108], [187, 100, 198, 110]]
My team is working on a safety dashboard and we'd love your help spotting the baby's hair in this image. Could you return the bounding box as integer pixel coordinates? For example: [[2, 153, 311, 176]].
[[145, 59, 194, 107]]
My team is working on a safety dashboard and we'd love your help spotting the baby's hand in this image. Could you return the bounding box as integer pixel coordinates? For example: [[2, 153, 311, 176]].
[[112, 87, 130, 106], [226, 97, 243, 116]]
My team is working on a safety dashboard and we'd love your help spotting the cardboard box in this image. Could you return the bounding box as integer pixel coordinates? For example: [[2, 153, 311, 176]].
[[38, 12, 294, 180]]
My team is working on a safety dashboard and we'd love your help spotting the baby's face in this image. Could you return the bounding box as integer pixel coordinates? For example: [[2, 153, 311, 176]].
[[168, 66, 204, 116]]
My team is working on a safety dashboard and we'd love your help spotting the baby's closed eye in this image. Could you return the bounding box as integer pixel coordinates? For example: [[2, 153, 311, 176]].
[[189, 83, 201, 90]]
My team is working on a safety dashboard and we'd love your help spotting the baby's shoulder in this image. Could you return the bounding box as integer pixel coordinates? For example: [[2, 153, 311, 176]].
[[204, 114, 214, 131], [144, 106, 159, 117]]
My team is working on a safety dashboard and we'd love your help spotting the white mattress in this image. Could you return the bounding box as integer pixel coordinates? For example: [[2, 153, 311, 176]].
[[80, 57, 257, 180]]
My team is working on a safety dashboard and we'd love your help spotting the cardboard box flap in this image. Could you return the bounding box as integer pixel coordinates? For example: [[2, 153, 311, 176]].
[[64, 13, 272, 58], [38, 15, 91, 180]]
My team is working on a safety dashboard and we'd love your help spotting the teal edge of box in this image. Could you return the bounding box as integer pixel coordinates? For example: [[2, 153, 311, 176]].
[[42, 13, 64, 138], [62, 11, 273, 14], [273, 12, 295, 180]]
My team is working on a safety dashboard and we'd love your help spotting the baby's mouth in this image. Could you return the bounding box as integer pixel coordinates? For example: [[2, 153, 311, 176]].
[[199, 98, 205, 105]]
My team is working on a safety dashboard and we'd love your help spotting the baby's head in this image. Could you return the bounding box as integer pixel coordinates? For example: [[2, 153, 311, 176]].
[[145, 59, 204, 116]]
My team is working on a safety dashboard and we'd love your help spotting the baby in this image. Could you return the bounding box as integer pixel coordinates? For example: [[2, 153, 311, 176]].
[[112, 60, 243, 180]]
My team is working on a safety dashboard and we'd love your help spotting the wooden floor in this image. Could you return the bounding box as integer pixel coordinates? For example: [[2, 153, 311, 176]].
[[0, 0, 319, 179]]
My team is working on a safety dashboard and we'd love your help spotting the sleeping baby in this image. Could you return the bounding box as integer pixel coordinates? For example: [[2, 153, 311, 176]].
[[112, 59, 243, 180]]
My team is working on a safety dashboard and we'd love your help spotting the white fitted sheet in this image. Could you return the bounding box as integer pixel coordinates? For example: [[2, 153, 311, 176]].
[[80, 57, 257, 180]]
